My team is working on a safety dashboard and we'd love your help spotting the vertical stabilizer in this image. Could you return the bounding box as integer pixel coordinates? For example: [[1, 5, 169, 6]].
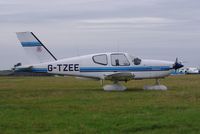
[[16, 32, 57, 64]]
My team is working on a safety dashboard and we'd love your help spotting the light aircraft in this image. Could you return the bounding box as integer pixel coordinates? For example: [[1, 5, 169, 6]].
[[173, 67, 199, 75], [15, 32, 184, 91], [185, 67, 199, 74]]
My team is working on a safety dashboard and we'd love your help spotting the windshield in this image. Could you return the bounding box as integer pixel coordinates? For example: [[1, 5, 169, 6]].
[[111, 53, 130, 66]]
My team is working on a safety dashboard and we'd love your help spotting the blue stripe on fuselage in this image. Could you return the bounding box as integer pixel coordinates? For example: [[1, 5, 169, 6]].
[[21, 42, 42, 47], [16, 66, 171, 73], [31, 68, 48, 73], [80, 66, 171, 72], [15, 68, 47, 73]]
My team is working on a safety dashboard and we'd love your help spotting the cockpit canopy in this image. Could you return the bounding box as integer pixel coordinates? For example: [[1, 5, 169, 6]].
[[92, 53, 142, 66]]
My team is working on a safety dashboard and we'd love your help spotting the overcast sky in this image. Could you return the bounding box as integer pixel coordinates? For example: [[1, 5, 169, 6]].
[[0, 0, 200, 69]]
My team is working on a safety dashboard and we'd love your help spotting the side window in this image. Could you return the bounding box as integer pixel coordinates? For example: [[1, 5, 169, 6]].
[[133, 58, 141, 65], [92, 54, 108, 65], [111, 54, 130, 66]]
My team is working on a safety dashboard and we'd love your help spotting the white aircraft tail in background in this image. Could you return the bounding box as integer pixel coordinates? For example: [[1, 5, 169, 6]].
[[15, 31, 184, 91], [16, 32, 57, 64]]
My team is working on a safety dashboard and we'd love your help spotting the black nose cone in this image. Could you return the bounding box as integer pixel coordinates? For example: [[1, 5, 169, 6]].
[[173, 62, 184, 70]]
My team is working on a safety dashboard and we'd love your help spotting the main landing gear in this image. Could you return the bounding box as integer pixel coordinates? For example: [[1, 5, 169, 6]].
[[102, 80, 127, 91], [143, 79, 168, 90]]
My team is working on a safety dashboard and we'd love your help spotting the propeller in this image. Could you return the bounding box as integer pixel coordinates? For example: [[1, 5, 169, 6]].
[[173, 58, 184, 71]]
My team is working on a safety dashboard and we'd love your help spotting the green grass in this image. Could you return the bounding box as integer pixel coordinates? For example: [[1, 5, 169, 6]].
[[0, 75, 200, 134]]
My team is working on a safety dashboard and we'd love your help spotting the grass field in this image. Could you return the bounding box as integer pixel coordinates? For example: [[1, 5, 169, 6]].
[[0, 75, 200, 134]]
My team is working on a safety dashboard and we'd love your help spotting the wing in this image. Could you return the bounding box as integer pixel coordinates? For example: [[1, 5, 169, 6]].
[[104, 72, 134, 81]]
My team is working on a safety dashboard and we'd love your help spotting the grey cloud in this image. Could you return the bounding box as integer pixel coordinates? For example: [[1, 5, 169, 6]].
[[0, 0, 199, 24]]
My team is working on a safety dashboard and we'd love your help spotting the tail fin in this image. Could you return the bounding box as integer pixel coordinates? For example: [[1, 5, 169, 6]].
[[16, 32, 57, 64]]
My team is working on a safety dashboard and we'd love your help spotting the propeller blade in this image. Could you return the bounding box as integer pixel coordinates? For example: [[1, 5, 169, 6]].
[[175, 58, 178, 63], [173, 58, 184, 70]]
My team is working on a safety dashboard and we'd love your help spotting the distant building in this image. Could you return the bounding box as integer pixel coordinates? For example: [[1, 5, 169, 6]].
[[0, 70, 14, 76]]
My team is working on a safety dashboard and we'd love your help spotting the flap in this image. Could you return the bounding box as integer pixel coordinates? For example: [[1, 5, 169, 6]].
[[104, 72, 134, 81]]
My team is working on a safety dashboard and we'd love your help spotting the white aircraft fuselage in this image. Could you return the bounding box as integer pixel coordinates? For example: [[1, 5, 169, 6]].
[[17, 52, 175, 80]]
